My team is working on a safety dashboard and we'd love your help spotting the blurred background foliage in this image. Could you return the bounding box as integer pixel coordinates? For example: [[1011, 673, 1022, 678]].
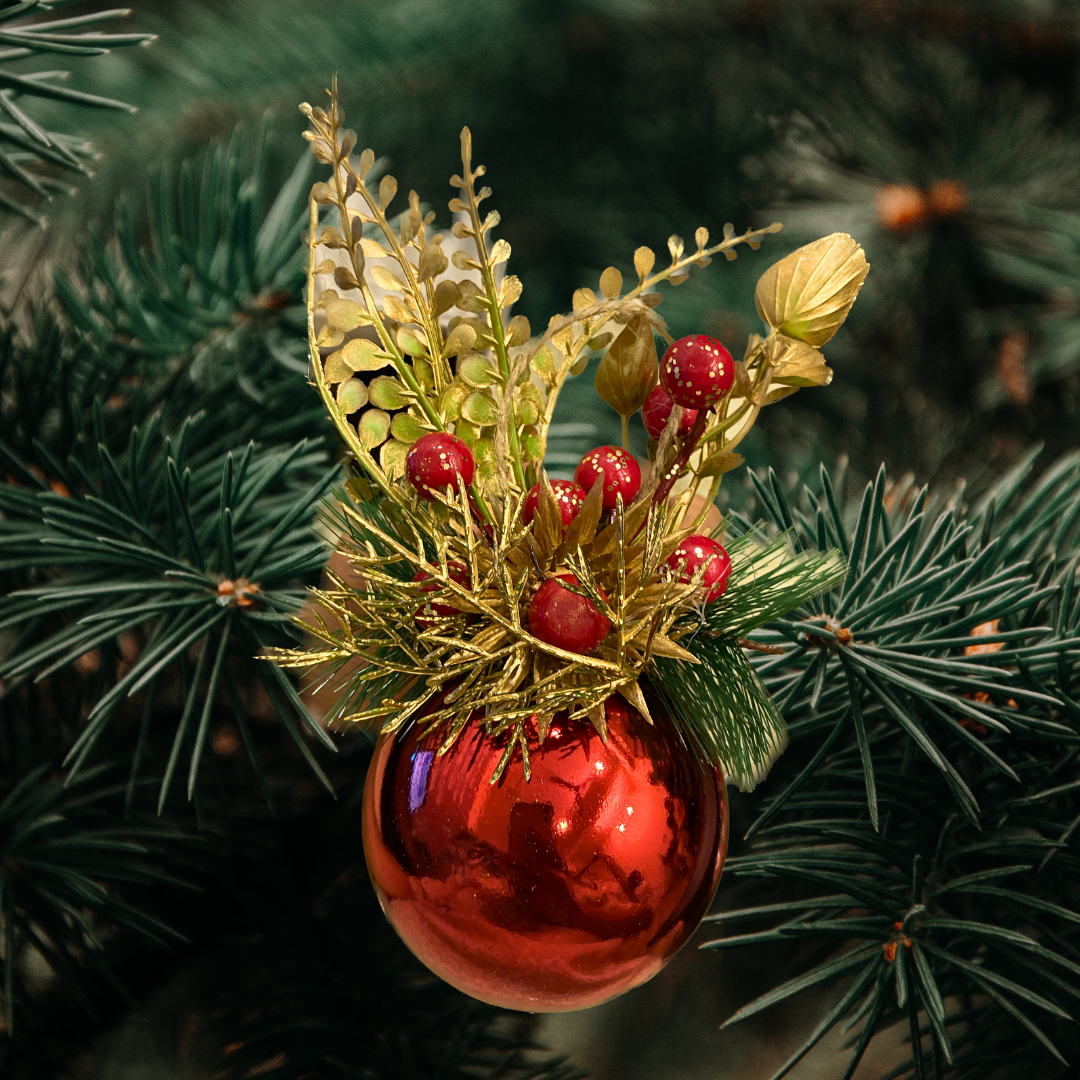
[[5, 1, 1080, 1078]]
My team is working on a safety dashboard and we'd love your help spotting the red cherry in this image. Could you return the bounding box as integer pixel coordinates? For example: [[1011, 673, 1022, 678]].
[[528, 575, 611, 653], [574, 446, 641, 511], [413, 561, 471, 626], [667, 535, 732, 602], [659, 335, 734, 410], [523, 479, 587, 527], [642, 385, 698, 439], [406, 432, 476, 500]]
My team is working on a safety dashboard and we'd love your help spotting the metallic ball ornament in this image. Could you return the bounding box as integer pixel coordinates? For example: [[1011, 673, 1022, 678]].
[[528, 574, 611, 654], [659, 335, 734, 410], [362, 692, 728, 1012], [574, 445, 642, 511], [405, 432, 476, 500]]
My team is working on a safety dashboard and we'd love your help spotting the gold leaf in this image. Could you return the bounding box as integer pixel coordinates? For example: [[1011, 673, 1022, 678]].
[[397, 326, 429, 358], [324, 298, 369, 332], [361, 237, 392, 258], [310, 181, 335, 205], [456, 280, 489, 314], [755, 233, 869, 347], [315, 325, 344, 349], [414, 357, 435, 390], [763, 385, 799, 404], [452, 249, 479, 271], [418, 243, 448, 282], [358, 148, 375, 178], [621, 680, 655, 724], [461, 391, 498, 426], [499, 275, 523, 308], [534, 475, 563, 558], [339, 337, 390, 372], [697, 450, 745, 478], [569, 355, 589, 377], [594, 312, 658, 420], [695, 226, 709, 250], [634, 246, 655, 282], [378, 174, 397, 210], [323, 349, 353, 383], [506, 314, 531, 346], [459, 354, 498, 388], [532, 346, 556, 385], [667, 235, 684, 262], [490, 239, 511, 265], [768, 334, 834, 387], [733, 359, 753, 398], [439, 381, 470, 421], [572, 287, 597, 312], [368, 375, 410, 411], [381, 295, 413, 324], [372, 265, 406, 292], [599, 266, 623, 299], [443, 323, 477, 357], [670, 273, 689, 286], [646, 636, 699, 662], [434, 279, 460, 315], [391, 411, 426, 444], [336, 378, 368, 412], [380, 438, 410, 481], [334, 265, 360, 291], [358, 408, 391, 450]]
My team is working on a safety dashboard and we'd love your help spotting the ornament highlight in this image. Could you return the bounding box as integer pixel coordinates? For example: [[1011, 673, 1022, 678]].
[[406, 432, 476, 500], [574, 445, 642, 511], [642, 384, 697, 439], [659, 335, 734, 409], [667, 535, 732, 602], [362, 691, 728, 1012], [528, 575, 611, 653]]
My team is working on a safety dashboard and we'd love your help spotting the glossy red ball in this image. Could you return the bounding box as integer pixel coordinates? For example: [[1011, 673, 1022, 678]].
[[642, 385, 698, 439], [406, 432, 476, 500], [362, 691, 728, 1012], [574, 446, 641, 511], [523, 479, 587, 528], [659, 335, 734, 410], [667, 535, 732, 602], [413, 561, 471, 626], [528, 575, 610, 653]]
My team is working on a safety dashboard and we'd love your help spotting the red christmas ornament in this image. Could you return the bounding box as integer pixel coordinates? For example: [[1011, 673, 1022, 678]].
[[406, 432, 475, 500], [528, 575, 610, 653], [642, 385, 698, 439], [362, 691, 728, 1012], [659, 335, 734, 410], [667, 535, 732, 602], [523, 479, 587, 528], [413, 561, 471, 627], [574, 446, 641, 511]]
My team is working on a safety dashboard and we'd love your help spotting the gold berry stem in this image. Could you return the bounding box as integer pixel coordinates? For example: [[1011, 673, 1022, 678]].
[[621, 413, 630, 451]]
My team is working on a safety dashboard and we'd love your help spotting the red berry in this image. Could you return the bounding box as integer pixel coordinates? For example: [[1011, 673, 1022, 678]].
[[659, 335, 734, 410], [574, 446, 641, 511], [528, 575, 611, 653], [523, 479, 587, 528], [667, 535, 732, 602], [642, 385, 698, 439], [406, 432, 475, 500], [413, 561, 470, 626]]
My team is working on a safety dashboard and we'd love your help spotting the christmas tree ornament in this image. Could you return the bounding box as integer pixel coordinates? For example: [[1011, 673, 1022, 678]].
[[528, 575, 611, 653], [523, 478, 587, 527], [406, 431, 475, 499], [363, 691, 727, 1012], [659, 335, 734, 409], [574, 445, 642, 510], [642, 384, 697, 439], [273, 85, 867, 1011], [667, 535, 732, 602]]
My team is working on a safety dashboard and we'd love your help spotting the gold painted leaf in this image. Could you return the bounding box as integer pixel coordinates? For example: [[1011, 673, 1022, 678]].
[[506, 314, 531, 346], [336, 378, 368, 413], [634, 246, 655, 282], [572, 287, 597, 312], [391, 411, 426, 444], [413, 357, 434, 390], [532, 347, 556, 385], [380, 438, 409, 481], [516, 381, 543, 426], [358, 408, 391, 450], [381, 295, 413, 324], [368, 375, 410, 411], [361, 237, 392, 258], [434, 279, 459, 315], [439, 380, 470, 421], [358, 148, 375, 178], [323, 349, 353, 383], [459, 354, 498, 388], [768, 334, 834, 387], [461, 390, 498, 426], [324, 298, 369, 332], [456, 280, 489, 314], [594, 312, 658, 420], [339, 337, 390, 372], [443, 323, 477, 357], [499, 275, 523, 308], [397, 326, 428, 358], [599, 266, 623, 299], [378, 174, 397, 210], [697, 450, 745, 478], [755, 233, 869, 347], [315, 325, 344, 348], [372, 265, 406, 292], [490, 238, 511, 265], [418, 243, 448, 282]]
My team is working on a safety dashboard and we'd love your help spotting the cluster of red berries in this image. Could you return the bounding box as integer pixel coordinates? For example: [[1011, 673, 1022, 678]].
[[402, 334, 735, 651]]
